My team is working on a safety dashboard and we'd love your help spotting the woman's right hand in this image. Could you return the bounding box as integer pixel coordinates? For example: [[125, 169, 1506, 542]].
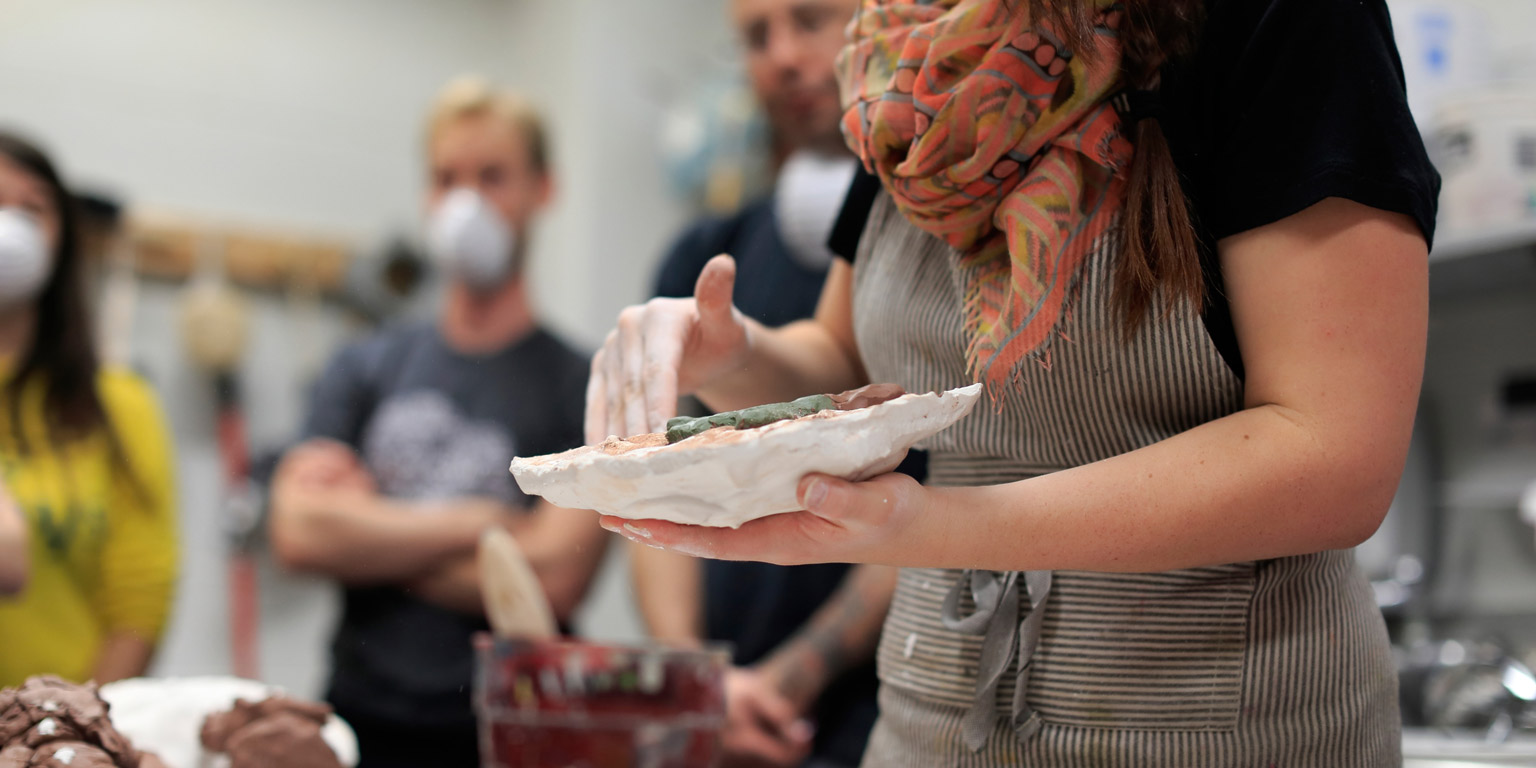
[[586, 254, 751, 444]]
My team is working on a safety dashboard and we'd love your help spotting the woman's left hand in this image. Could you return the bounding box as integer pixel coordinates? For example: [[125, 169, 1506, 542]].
[[600, 472, 929, 566]]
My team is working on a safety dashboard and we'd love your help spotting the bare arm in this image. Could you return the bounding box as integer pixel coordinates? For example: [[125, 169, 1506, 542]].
[[696, 258, 867, 413], [612, 199, 1430, 575], [0, 488, 26, 595], [268, 440, 502, 584], [629, 543, 704, 642], [756, 564, 897, 712], [589, 256, 865, 441], [906, 198, 1427, 571], [93, 632, 154, 683], [408, 501, 610, 624]]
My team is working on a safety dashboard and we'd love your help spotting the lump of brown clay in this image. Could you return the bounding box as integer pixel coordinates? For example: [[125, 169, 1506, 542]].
[[0, 677, 143, 768], [29, 742, 117, 768], [201, 698, 341, 768]]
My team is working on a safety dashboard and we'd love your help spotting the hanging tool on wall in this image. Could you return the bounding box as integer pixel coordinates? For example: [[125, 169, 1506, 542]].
[[178, 235, 258, 680]]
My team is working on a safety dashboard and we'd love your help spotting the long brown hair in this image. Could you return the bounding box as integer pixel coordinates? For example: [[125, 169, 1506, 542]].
[[0, 131, 109, 446], [1031, 0, 1206, 334]]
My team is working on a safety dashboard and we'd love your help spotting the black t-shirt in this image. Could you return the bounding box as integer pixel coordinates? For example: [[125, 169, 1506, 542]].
[[302, 322, 588, 730], [656, 198, 831, 326], [655, 202, 882, 767], [832, 0, 1442, 378]]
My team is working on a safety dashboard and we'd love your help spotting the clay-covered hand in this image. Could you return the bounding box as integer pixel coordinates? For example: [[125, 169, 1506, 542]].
[[601, 472, 928, 567], [586, 255, 752, 444], [718, 668, 812, 768]]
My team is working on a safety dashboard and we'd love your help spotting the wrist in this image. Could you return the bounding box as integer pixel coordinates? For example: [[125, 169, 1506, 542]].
[[756, 648, 827, 712], [856, 479, 942, 569], [895, 484, 1012, 571]]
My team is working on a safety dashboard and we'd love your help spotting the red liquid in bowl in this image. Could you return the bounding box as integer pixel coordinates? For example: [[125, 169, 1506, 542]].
[[474, 635, 728, 768]]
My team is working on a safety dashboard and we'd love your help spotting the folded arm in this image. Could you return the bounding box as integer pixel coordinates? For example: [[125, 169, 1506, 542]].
[[407, 501, 610, 623], [268, 440, 502, 585]]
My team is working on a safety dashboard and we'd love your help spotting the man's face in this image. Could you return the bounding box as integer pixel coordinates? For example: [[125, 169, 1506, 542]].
[[425, 114, 550, 235], [733, 0, 859, 155]]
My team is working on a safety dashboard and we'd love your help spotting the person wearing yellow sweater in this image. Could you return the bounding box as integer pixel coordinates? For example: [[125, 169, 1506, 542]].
[[0, 131, 178, 687]]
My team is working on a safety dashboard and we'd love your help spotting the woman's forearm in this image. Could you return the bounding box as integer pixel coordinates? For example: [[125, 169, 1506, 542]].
[[697, 259, 866, 412], [697, 318, 867, 413], [911, 402, 1405, 573]]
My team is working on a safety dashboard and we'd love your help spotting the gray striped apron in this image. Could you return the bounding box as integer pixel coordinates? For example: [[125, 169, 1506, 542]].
[[851, 194, 1401, 766]]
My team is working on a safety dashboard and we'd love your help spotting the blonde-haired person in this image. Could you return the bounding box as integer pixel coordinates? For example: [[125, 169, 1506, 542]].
[[589, 0, 1438, 765], [0, 131, 178, 687], [269, 75, 605, 768]]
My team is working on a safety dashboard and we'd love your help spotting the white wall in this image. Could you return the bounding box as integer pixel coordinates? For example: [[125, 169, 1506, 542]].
[[0, 0, 736, 697], [1456, 0, 1536, 78]]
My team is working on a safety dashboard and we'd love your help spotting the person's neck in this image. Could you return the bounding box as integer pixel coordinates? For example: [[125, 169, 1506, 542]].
[[439, 277, 538, 355], [0, 304, 36, 368]]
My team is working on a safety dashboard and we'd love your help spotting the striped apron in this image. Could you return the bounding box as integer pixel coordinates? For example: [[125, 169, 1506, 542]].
[[851, 194, 1401, 766]]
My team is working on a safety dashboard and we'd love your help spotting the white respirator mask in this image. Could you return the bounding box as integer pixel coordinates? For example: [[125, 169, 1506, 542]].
[[773, 150, 858, 272], [426, 188, 518, 291], [0, 208, 51, 307]]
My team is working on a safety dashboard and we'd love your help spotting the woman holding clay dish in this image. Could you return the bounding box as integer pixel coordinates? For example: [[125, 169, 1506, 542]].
[[589, 0, 1437, 764]]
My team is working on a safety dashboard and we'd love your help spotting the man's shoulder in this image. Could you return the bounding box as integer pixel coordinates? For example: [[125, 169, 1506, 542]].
[[354, 319, 435, 355]]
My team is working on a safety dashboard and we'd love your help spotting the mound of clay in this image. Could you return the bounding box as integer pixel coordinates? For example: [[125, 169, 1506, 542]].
[[0, 677, 160, 768], [200, 698, 341, 768]]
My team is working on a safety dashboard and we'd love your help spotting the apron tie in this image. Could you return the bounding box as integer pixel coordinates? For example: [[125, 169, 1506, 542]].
[[941, 569, 1054, 751]]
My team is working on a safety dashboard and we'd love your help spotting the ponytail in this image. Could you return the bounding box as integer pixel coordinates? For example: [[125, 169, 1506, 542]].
[[1030, 0, 1207, 335]]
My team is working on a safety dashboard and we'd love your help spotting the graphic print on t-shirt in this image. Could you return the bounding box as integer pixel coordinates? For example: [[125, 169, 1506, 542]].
[[359, 390, 519, 503]]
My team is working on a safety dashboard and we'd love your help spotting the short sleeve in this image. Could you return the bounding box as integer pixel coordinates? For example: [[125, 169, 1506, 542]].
[[1161, 0, 1441, 245], [96, 369, 178, 639], [301, 339, 383, 448], [829, 169, 883, 262]]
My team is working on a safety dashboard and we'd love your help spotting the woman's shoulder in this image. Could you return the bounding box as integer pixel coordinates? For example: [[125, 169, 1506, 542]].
[[95, 366, 167, 427], [1165, 0, 1437, 243]]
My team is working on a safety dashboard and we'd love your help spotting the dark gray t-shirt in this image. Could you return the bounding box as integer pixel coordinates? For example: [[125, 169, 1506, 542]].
[[301, 321, 588, 728]]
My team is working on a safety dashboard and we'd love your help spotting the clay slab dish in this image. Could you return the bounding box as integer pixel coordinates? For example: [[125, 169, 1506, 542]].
[[510, 384, 982, 528]]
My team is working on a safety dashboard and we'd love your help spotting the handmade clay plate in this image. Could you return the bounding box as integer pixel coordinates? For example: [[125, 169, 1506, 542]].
[[509, 384, 982, 528]]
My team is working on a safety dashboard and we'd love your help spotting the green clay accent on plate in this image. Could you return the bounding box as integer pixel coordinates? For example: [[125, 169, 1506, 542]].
[[665, 394, 837, 444]]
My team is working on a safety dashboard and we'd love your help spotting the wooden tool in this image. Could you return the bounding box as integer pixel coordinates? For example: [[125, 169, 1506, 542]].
[[479, 528, 558, 639]]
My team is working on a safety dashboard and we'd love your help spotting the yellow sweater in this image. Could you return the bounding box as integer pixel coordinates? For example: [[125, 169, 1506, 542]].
[[0, 368, 177, 686]]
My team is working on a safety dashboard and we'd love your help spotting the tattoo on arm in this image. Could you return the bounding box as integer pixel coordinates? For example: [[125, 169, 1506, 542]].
[[762, 565, 898, 709]]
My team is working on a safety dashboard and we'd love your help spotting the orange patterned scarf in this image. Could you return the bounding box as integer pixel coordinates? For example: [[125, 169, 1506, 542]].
[[839, 0, 1132, 389]]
